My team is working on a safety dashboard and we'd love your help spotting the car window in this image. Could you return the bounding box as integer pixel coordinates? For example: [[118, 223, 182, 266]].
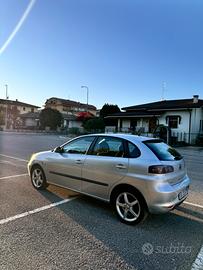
[[144, 140, 182, 161], [63, 137, 95, 154], [91, 137, 125, 157], [127, 142, 141, 158]]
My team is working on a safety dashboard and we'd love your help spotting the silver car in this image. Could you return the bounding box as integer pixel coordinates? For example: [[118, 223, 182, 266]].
[[28, 134, 190, 224]]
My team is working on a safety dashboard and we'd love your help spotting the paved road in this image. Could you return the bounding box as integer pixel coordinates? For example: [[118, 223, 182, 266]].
[[178, 147, 203, 206], [0, 133, 69, 160], [0, 134, 202, 270]]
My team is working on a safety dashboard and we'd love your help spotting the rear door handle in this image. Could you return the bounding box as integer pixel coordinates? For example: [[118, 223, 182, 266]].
[[116, 164, 126, 169]]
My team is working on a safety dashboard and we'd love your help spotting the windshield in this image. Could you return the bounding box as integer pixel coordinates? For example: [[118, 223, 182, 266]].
[[144, 140, 182, 161]]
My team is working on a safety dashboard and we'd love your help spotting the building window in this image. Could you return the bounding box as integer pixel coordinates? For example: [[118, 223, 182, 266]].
[[31, 108, 34, 113], [23, 107, 26, 111], [130, 119, 137, 132], [167, 116, 179, 129]]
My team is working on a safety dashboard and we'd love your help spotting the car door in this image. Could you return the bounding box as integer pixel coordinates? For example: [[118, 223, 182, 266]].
[[82, 136, 129, 200], [46, 136, 95, 191]]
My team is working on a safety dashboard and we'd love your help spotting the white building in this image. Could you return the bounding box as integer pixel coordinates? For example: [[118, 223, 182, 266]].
[[105, 95, 203, 144]]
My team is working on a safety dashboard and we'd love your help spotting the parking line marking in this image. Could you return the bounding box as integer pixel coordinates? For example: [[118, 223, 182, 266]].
[[183, 201, 203, 210], [0, 160, 27, 167], [0, 173, 28, 180], [0, 154, 28, 162], [191, 245, 203, 270], [0, 197, 76, 225]]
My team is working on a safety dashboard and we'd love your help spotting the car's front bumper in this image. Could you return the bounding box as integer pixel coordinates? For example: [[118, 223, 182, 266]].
[[147, 175, 191, 214]]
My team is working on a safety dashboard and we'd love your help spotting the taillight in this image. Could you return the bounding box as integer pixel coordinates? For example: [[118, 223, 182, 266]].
[[148, 165, 174, 174]]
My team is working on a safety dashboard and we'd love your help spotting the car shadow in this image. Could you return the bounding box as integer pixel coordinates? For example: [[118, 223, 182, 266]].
[[39, 188, 203, 270], [176, 205, 203, 220]]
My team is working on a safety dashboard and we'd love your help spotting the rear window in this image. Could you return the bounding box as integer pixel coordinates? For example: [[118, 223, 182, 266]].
[[144, 140, 182, 161]]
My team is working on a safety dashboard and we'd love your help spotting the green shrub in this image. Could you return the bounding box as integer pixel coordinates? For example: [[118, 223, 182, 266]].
[[68, 127, 80, 135], [83, 117, 105, 133]]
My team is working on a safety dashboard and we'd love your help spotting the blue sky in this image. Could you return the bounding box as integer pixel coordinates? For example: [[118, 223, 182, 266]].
[[0, 0, 203, 109]]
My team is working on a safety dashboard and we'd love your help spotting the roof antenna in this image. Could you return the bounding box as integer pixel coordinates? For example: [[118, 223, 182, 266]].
[[161, 81, 166, 101]]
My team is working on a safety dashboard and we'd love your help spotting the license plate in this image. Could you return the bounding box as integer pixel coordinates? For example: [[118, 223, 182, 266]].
[[178, 187, 189, 200]]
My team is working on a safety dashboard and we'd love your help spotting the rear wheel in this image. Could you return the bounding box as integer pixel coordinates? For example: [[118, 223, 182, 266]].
[[114, 189, 148, 225], [31, 165, 47, 190]]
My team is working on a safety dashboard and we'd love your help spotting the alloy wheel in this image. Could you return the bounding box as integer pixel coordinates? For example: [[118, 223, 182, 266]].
[[116, 192, 141, 222], [32, 168, 44, 188]]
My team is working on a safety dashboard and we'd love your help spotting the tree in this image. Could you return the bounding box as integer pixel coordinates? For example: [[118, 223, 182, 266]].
[[76, 111, 93, 123], [100, 104, 120, 127], [76, 111, 94, 128], [83, 117, 105, 132], [39, 108, 63, 130], [100, 104, 120, 118]]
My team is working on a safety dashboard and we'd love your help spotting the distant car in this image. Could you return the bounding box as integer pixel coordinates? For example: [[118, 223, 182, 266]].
[[28, 134, 190, 224]]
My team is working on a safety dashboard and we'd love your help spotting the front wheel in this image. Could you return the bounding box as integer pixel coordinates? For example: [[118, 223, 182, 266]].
[[114, 190, 148, 225], [31, 165, 47, 190]]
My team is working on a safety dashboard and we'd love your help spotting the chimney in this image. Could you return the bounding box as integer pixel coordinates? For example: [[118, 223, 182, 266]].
[[193, 95, 199, 103]]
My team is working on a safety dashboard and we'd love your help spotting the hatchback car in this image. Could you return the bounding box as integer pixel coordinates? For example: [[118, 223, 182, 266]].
[[28, 134, 190, 224]]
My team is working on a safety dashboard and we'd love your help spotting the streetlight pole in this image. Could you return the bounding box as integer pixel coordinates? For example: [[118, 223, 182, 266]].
[[81, 85, 89, 113], [5, 84, 8, 129]]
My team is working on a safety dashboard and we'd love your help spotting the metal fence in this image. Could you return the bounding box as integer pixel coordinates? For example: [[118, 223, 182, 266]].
[[105, 127, 202, 145]]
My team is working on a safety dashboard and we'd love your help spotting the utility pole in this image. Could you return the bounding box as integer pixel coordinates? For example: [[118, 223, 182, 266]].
[[81, 86, 89, 113], [5, 84, 8, 129]]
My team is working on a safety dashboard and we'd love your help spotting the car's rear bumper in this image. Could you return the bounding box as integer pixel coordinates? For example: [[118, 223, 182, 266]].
[[147, 175, 191, 214]]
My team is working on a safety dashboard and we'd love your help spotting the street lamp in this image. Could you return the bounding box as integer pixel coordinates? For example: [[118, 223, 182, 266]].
[[81, 85, 89, 113]]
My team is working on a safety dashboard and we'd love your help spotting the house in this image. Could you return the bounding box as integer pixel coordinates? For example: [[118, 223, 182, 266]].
[[45, 97, 97, 116], [44, 97, 97, 130], [19, 112, 40, 128], [0, 99, 39, 114], [61, 113, 83, 129], [105, 95, 203, 144], [0, 99, 40, 129], [19, 112, 82, 130]]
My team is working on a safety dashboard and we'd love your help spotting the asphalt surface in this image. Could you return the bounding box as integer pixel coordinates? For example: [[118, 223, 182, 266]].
[[0, 133, 202, 270]]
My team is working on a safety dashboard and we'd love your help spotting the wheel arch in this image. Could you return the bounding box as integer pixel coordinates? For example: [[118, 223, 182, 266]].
[[30, 163, 46, 178], [110, 183, 148, 211]]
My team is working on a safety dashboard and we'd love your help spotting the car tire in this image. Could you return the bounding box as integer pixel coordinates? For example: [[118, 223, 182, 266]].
[[31, 165, 48, 190], [113, 188, 148, 225]]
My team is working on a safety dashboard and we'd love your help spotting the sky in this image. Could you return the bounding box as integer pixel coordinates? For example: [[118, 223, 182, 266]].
[[0, 0, 203, 109]]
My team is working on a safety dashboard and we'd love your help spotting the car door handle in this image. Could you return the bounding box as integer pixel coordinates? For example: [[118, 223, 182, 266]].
[[75, 160, 83, 164], [116, 164, 126, 169]]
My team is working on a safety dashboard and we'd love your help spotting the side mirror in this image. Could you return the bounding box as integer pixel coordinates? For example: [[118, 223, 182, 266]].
[[54, 146, 64, 153]]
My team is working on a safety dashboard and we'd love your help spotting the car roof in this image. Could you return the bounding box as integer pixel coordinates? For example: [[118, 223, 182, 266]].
[[80, 133, 155, 143]]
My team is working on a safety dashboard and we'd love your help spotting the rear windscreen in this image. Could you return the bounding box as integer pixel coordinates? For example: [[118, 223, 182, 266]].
[[144, 140, 183, 161]]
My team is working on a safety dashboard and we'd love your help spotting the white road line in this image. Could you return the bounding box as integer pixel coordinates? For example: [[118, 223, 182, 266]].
[[191, 245, 203, 270], [0, 154, 28, 162], [0, 173, 28, 180], [0, 160, 26, 167], [0, 197, 76, 225], [183, 201, 203, 210]]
